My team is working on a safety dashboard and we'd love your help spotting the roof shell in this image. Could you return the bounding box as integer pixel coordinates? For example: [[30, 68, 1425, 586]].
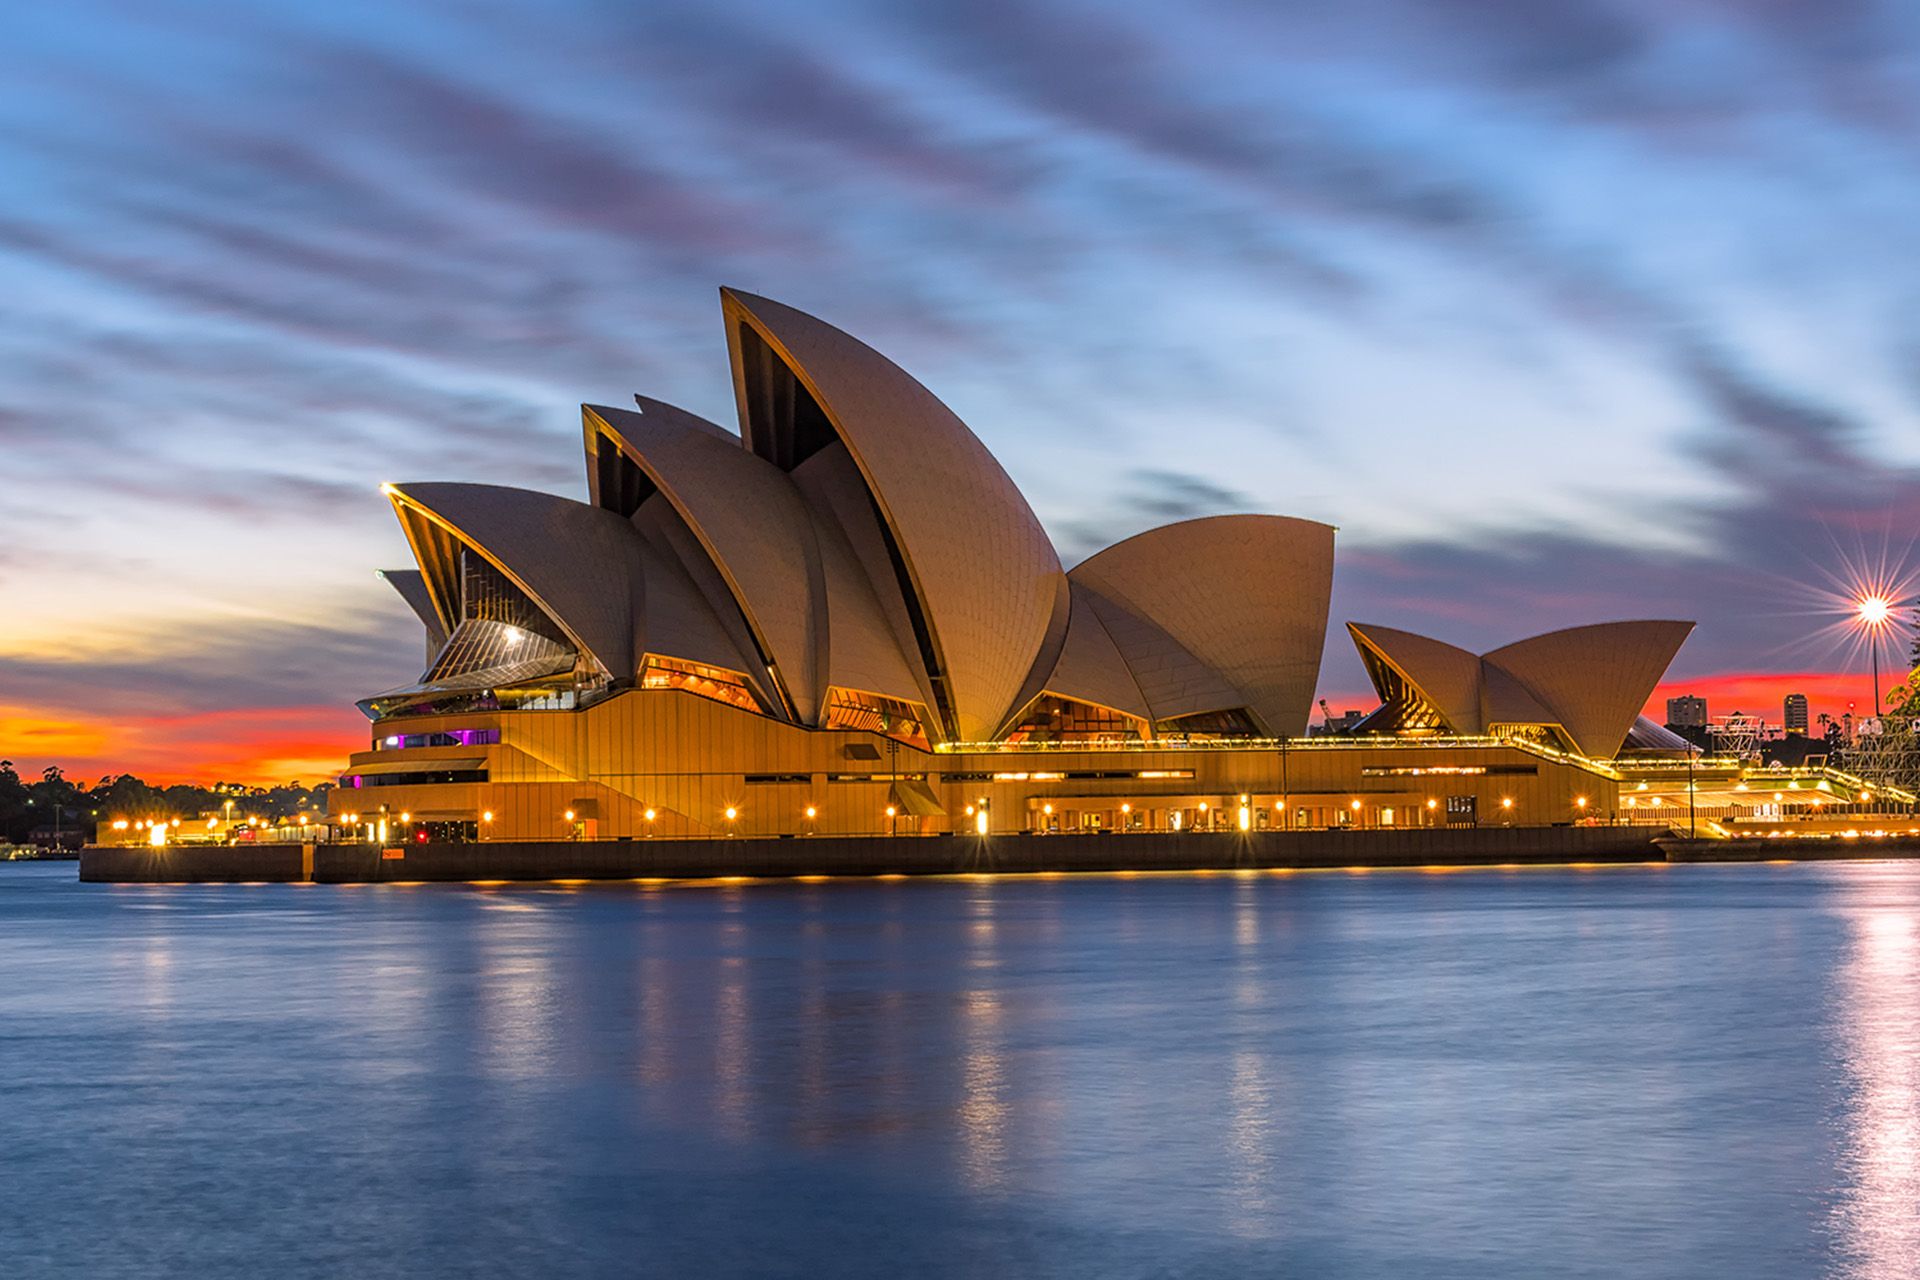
[[386, 482, 648, 680], [721, 288, 1065, 741], [1071, 515, 1336, 736], [1033, 582, 1152, 722], [1347, 623, 1482, 730], [586, 400, 823, 721], [1348, 618, 1695, 757], [1484, 620, 1694, 758]]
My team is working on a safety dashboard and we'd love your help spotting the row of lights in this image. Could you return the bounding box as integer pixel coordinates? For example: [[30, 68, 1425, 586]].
[[393, 791, 1622, 837]]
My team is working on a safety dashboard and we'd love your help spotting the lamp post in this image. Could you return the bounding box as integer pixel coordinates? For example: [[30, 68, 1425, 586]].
[[1687, 744, 1696, 840], [1278, 735, 1290, 830], [1859, 594, 1892, 716]]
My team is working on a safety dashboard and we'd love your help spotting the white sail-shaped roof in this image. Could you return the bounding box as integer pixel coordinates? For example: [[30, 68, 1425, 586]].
[[721, 287, 1066, 742]]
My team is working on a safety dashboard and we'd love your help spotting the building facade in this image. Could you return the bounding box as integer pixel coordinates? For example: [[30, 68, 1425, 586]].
[[1667, 695, 1708, 729], [331, 289, 1708, 844], [1784, 693, 1809, 736]]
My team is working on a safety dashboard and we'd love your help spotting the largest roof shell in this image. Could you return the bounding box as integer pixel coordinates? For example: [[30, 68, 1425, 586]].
[[721, 288, 1066, 742]]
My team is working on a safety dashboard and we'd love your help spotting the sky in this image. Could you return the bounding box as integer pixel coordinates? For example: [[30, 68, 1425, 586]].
[[4, 0, 1920, 784]]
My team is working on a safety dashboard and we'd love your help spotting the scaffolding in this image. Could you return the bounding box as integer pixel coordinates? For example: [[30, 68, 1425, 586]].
[[1851, 669, 1920, 795], [1711, 712, 1765, 763]]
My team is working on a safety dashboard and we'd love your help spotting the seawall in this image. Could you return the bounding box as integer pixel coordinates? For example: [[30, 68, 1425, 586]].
[[82, 825, 1663, 884], [1659, 835, 1920, 862]]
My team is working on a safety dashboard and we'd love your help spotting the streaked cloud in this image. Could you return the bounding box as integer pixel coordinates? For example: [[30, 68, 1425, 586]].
[[3, 0, 1918, 778]]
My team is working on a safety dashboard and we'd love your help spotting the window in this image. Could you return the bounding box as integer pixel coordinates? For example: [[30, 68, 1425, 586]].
[[1154, 709, 1262, 740], [821, 688, 931, 751], [376, 729, 500, 750], [641, 656, 765, 713], [340, 769, 489, 788], [1004, 695, 1145, 744]]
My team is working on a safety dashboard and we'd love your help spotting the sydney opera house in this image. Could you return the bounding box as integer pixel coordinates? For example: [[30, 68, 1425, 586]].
[[329, 288, 1729, 844]]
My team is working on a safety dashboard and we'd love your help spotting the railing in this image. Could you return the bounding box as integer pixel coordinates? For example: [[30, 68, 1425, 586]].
[[935, 733, 1626, 778]]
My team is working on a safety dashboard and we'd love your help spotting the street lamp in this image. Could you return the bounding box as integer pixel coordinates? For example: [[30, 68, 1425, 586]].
[[1857, 594, 1895, 716]]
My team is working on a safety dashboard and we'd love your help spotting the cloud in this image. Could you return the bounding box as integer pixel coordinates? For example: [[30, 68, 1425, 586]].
[[4, 0, 1919, 775], [0, 611, 423, 718]]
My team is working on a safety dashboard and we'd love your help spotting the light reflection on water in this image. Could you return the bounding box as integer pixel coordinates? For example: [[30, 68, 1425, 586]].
[[3, 861, 1920, 1278], [1830, 878, 1920, 1279]]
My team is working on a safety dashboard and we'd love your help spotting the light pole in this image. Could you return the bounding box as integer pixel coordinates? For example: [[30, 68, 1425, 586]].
[[1687, 743, 1696, 840], [1859, 594, 1892, 716]]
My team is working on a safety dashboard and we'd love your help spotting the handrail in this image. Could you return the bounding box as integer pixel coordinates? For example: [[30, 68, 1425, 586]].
[[934, 733, 1626, 778]]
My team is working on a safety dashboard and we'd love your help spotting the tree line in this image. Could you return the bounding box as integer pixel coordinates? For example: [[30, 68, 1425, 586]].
[[0, 761, 332, 847]]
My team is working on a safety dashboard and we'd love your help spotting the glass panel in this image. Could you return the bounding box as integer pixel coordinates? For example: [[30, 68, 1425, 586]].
[[821, 688, 932, 751], [641, 656, 765, 714]]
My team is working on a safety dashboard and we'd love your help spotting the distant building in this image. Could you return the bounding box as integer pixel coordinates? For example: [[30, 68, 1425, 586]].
[[1784, 693, 1809, 736], [1667, 695, 1708, 729]]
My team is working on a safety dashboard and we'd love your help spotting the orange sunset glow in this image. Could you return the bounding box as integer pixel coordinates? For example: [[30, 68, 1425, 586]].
[[0, 704, 368, 787]]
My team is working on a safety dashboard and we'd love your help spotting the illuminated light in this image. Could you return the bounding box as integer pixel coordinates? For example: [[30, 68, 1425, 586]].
[[724, 806, 738, 821], [206, 818, 218, 829], [400, 812, 411, 823], [964, 804, 975, 816], [885, 805, 897, 818], [1237, 803, 1251, 832], [111, 819, 128, 831], [1042, 802, 1053, 815], [1238, 794, 1249, 804], [805, 806, 817, 819], [171, 818, 180, 827], [563, 810, 574, 821], [1275, 801, 1286, 811], [644, 808, 656, 822], [147, 823, 167, 847], [1575, 796, 1588, 809], [1501, 798, 1514, 809], [1858, 595, 1893, 625], [1199, 801, 1209, 813], [482, 811, 494, 823], [1426, 799, 1438, 810], [1650, 797, 1662, 808], [1774, 793, 1784, 802], [1171, 810, 1183, 831], [974, 805, 989, 836], [1350, 799, 1362, 811], [1120, 802, 1131, 814]]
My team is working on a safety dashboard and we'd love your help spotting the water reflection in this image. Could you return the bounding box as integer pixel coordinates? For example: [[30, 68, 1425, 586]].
[[15, 863, 1920, 1278], [1830, 893, 1920, 1279]]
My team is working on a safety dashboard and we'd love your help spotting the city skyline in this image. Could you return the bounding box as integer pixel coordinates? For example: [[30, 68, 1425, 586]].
[[6, 0, 1920, 784]]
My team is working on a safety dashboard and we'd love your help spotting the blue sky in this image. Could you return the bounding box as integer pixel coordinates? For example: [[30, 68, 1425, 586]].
[[4, 0, 1919, 779]]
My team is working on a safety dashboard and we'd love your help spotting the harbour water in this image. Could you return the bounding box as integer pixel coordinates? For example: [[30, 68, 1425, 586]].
[[3, 860, 1917, 1278]]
